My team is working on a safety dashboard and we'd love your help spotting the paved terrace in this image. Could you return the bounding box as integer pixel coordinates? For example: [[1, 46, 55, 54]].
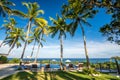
[[0, 64, 22, 79]]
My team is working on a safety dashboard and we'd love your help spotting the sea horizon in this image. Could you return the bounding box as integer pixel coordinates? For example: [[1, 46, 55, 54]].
[[8, 58, 112, 64]]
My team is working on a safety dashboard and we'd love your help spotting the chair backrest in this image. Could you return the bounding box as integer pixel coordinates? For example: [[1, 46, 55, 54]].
[[69, 64, 74, 68], [45, 64, 50, 68], [78, 63, 83, 67], [32, 64, 37, 68]]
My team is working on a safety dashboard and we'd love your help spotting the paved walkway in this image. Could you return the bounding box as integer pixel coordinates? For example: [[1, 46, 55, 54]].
[[0, 64, 22, 79]]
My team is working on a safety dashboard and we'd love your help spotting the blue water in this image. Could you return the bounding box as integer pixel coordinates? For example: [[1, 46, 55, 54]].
[[8, 58, 112, 64], [40, 64, 60, 69]]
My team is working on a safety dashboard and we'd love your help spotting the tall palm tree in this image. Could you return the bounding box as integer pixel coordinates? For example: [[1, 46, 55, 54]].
[[12, 2, 44, 65], [49, 15, 68, 70], [62, 0, 97, 68], [0, 0, 15, 17], [34, 18, 48, 63], [4, 27, 24, 55], [0, 18, 16, 47]]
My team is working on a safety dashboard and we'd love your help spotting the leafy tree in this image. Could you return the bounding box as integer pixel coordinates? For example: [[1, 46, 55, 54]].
[[99, 0, 120, 45], [49, 15, 68, 70], [62, 0, 97, 68], [80, 0, 120, 45], [0, 56, 7, 63]]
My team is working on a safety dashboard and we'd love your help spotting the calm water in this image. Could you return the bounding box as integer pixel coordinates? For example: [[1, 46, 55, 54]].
[[8, 58, 112, 64]]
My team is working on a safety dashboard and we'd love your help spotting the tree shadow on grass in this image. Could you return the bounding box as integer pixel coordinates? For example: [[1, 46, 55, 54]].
[[55, 71, 90, 80], [49, 72, 57, 80], [44, 72, 48, 80], [1, 71, 37, 80]]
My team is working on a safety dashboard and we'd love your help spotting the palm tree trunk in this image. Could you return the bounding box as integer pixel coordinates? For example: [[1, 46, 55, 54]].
[[20, 19, 32, 66], [7, 37, 17, 55], [30, 40, 36, 57], [34, 34, 42, 63], [60, 35, 63, 70], [0, 40, 5, 47], [0, 35, 8, 47], [79, 22, 90, 68]]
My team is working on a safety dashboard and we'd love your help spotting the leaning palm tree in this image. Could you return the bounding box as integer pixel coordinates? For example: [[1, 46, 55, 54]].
[[0, 0, 15, 17], [29, 33, 39, 58], [4, 27, 25, 55], [33, 18, 48, 63], [62, 0, 97, 68], [0, 18, 16, 47], [12, 2, 44, 65], [49, 15, 68, 70]]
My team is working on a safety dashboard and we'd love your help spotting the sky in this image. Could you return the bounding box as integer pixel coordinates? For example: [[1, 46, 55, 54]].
[[0, 0, 119, 58]]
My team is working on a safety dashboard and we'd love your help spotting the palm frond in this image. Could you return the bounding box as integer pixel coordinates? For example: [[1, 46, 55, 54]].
[[12, 10, 27, 18], [3, 1, 15, 6], [80, 18, 92, 27], [37, 10, 44, 14], [71, 21, 78, 36]]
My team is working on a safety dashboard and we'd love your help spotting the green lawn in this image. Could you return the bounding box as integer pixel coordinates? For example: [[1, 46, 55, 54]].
[[1, 71, 120, 80]]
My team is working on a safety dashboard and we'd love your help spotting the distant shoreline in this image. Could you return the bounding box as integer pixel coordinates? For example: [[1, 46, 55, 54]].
[[8, 58, 111, 64]]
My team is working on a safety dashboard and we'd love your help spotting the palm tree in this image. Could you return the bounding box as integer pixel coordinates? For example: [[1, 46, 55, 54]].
[[62, 0, 97, 68], [0, 0, 15, 17], [34, 18, 48, 63], [12, 2, 44, 65], [49, 15, 68, 70], [4, 27, 24, 55], [0, 18, 16, 47]]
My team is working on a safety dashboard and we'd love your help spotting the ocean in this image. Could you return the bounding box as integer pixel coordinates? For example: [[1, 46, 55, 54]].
[[8, 58, 112, 64]]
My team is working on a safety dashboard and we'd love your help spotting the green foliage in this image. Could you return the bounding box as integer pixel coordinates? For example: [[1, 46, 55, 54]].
[[98, 1, 120, 45], [83, 68, 100, 75], [49, 15, 68, 39], [9, 58, 20, 63], [0, 56, 8, 63], [0, 0, 15, 17]]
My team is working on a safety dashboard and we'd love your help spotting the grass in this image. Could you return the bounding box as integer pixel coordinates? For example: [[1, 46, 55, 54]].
[[1, 71, 120, 80]]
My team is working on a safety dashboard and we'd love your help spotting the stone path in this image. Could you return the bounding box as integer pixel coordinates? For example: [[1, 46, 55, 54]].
[[0, 64, 22, 79]]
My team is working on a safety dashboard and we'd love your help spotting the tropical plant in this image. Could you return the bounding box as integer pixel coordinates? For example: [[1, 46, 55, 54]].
[[4, 27, 24, 55], [49, 15, 68, 70], [62, 0, 97, 68], [12, 2, 45, 65], [33, 18, 48, 63], [0, 18, 16, 47], [0, 0, 15, 17]]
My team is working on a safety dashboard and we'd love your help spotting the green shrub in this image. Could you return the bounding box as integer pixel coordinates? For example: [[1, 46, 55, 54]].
[[83, 68, 100, 75], [9, 58, 20, 63], [0, 56, 8, 63]]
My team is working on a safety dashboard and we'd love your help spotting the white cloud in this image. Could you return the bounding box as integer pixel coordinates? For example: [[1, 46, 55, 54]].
[[0, 40, 119, 58]]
